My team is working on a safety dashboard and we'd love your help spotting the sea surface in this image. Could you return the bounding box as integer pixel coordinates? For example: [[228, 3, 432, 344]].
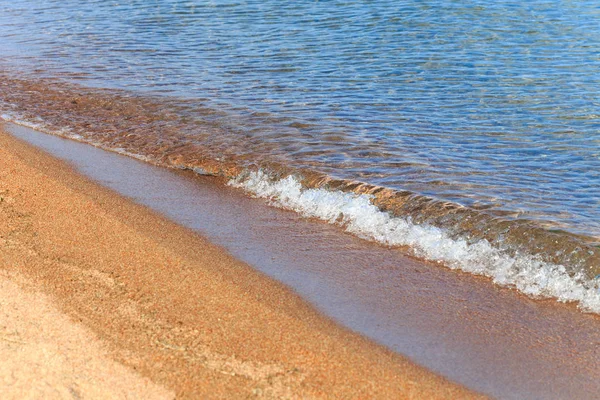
[[1, 1, 600, 311]]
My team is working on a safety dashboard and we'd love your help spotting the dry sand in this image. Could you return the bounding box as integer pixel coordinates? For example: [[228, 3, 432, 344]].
[[0, 127, 482, 399], [0, 270, 173, 399]]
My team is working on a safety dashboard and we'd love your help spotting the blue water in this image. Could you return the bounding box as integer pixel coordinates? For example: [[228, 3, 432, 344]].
[[1, 0, 600, 239]]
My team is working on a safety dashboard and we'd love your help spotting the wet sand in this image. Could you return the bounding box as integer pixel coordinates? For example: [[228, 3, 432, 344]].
[[0, 127, 479, 398]]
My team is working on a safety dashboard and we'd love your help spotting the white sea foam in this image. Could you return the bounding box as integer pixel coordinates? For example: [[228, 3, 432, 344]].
[[4, 107, 600, 313], [230, 170, 600, 313]]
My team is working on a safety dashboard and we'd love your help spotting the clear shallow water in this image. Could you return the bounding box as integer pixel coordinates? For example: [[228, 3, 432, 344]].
[[1, 0, 599, 238], [1, 0, 600, 306]]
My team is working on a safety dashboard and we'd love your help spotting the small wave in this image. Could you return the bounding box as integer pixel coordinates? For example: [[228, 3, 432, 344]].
[[229, 170, 600, 313], [2, 74, 600, 314]]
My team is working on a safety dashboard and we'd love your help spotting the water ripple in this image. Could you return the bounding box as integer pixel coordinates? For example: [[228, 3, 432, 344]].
[[0, 0, 600, 238]]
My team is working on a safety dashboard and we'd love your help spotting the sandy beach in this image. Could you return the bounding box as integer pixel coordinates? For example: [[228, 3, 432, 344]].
[[0, 127, 480, 398]]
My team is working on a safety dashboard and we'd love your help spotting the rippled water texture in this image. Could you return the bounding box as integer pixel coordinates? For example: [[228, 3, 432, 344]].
[[1, 0, 599, 240]]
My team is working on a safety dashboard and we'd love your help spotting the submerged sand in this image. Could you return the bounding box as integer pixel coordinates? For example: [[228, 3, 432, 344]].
[[0, 127, 480, 398]]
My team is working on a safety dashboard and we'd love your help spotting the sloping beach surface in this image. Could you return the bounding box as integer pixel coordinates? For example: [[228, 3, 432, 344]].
[[1, 0, 600, 315], [0, 270, 173, 399], [0, 128, 478, 398], [6, 122, 600, 400], [1, 1, 600, 398], [2, 75, 600, 316]]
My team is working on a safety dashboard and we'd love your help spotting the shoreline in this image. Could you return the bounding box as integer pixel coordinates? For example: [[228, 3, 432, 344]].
[[2, 71, 600, 325], [0, 126, 478, 397], [5, 121, 600, 399], [1, 73, 599, 310]]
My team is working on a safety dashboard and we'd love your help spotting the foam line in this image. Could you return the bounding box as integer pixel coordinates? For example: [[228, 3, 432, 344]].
[[230, 170, 600, 313]]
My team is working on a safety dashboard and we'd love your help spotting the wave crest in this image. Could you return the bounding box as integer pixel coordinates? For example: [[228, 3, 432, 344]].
[[230, 170, 600, 312]]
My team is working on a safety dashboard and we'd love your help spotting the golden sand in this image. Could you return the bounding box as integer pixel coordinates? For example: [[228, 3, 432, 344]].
[[0, 128, 481, 399]]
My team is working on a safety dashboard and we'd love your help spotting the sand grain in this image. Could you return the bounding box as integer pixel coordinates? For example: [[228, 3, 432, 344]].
[[0, 126, 481, 399]]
